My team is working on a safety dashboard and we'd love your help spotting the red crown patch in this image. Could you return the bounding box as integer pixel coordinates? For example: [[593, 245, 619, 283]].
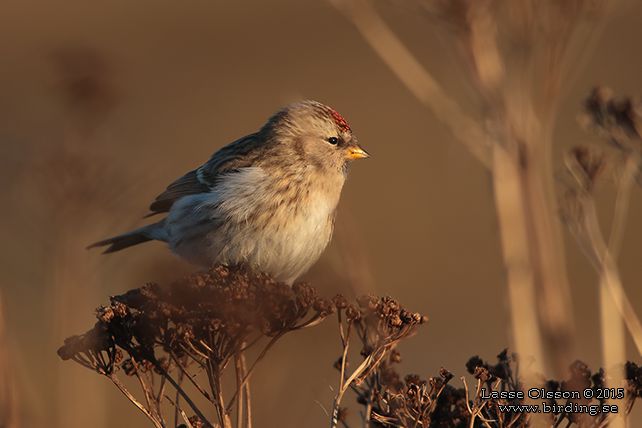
[[328, 108, 351, 132]]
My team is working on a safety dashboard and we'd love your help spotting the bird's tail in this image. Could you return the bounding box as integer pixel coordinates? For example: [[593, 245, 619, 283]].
[[87, 220, 166, 254]]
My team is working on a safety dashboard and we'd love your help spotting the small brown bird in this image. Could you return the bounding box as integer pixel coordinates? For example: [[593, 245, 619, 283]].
[[89, 101, 369, 283]]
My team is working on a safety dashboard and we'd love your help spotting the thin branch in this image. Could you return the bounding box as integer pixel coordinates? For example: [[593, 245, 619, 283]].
[[583, 199, 642, 355], [226, 333, 284, 413], [131, 358, 158, 421], [599, 152, 640, 428], [607, 153, 640, 258], [173, 367, 184, 428], [179, 409, 195, 428], [205, 355, 226, 426], [154, 362, 214, 428], [331, 353, 376, 428], [109, 374, 163, 428], [212, 363, 232, 428], [235, 353, 245, 428], [241, 352, 252, 428], [168, 351, 213, 402]]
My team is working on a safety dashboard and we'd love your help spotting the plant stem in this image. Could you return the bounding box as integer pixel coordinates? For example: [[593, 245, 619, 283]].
[[241, 352, 252, 428], [154, 362, 214, 428], [109, 375, 163, 428], [235, 353, 245, 428]]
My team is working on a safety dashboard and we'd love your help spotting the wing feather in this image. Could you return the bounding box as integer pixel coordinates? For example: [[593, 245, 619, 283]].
[[145, 133, 265, 216]]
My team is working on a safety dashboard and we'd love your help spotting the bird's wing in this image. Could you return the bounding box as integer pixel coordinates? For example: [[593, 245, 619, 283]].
[[146, 133, 265, 216]]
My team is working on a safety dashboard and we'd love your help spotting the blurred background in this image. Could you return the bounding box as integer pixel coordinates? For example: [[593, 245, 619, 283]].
[[1, 0, 641, 426]]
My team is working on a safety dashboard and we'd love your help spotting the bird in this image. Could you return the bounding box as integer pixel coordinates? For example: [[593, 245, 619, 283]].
[[89, 100, 369, 284]]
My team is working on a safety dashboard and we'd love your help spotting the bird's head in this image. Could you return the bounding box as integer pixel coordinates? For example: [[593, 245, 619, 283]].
[[263, 100, 369, 172]]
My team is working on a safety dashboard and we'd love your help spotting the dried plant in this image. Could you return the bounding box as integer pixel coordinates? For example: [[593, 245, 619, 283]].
[[338, 349, 642, 427], [57, 264, 642, 428], [561, 89, 642, 403], [58, 265, 334, 428], [329, 295, 427, 427], [328, 0, 620, 379], [58, 265, 437, 428]]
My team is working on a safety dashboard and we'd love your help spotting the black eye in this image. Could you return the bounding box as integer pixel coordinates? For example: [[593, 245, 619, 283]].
[[327, 136, 340, 145]]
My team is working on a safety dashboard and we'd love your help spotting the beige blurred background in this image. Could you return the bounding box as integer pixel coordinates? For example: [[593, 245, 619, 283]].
[[1, 0, 641, 427]]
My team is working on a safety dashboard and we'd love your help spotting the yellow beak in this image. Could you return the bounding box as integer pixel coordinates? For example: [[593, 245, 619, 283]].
[[346, 146, 370, 160]]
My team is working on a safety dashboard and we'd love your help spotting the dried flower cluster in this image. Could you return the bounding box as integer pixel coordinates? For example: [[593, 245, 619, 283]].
[[581, 87, 642, 152], [564, 87, 642, 198], [342, 349, 641, 428], [56, 264, 642, 428], [535, 359, 642, 427], [58, 265, 432, 428], [330, 295, 427, 427], [625, 362, 642, 400], [58, 265, 334, 428], [344, 350, 525, 427], [560, 88, 642, 367]]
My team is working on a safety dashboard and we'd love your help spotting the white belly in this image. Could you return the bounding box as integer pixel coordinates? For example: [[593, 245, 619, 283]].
[[220, 189, 337, 283], [166, 167, 343, 283]]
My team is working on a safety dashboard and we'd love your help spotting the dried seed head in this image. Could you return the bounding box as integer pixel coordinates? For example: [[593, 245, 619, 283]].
[[345, 305, 361, 323], [332, 294, 348, 310], [466, 355, 485, 374], [473, 366, 491, 382], [625, 362, 642, 397], [439, 367, 454, 383], [582, 87, 642, 152], [59, 265, 334, 376]]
